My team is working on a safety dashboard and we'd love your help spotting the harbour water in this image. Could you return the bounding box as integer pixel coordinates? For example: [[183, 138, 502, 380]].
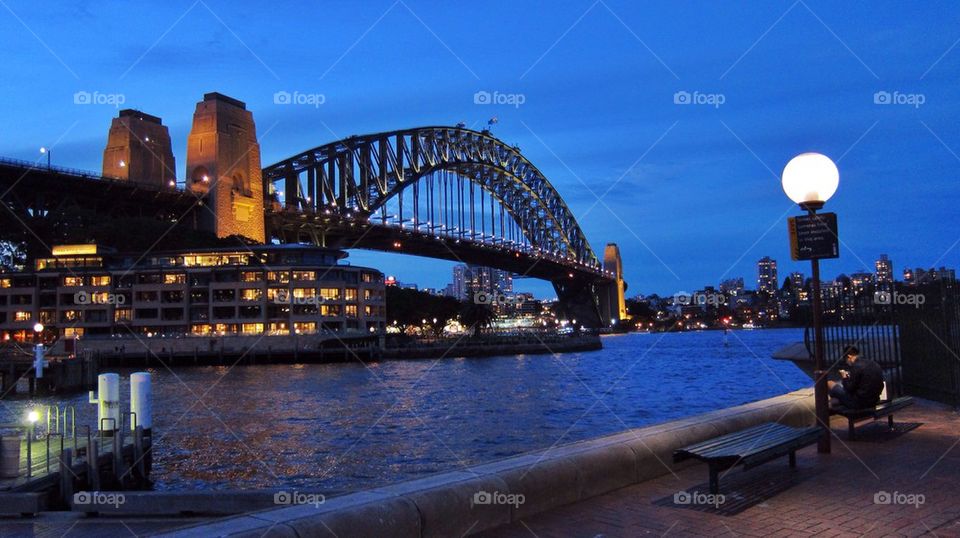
[[1, 329, 809, 493]]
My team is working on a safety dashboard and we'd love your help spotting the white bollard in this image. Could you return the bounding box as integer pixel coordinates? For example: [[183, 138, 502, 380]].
[[130, 372, 152, 432], [89, 373, 120, 434]]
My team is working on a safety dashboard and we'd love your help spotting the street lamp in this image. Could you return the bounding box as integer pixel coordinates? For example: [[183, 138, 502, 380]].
[[39, 147, 50, 168], [32, 323, 43, 345], [782, 152, 839, 454]]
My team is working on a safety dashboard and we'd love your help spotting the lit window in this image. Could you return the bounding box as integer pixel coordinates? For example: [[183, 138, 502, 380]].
[[213, 323, 236, 335], [115, 309, 132, 321], [90, 275, 111, 286], [267, 288, 288, 301], [63, 276, 84, 287], [293, 288, 315, 299], [164, 273, 186, 284], [0, 278, 10, 288], [345, 288, 358, 301], [241, 271, 263, 282], [63, 327, 85, 338], [240, 289, 262, 301], [191, 324, 212, 335], [321, 304, 341, 316], [293, 322, 316, 334], [293, 271, 316, 281], [345, 304, 358, 318], [14, 311, 31, 321], [241, 323, 264, 335], [267, 271, 291, 284], [320, 288, 340, 300]]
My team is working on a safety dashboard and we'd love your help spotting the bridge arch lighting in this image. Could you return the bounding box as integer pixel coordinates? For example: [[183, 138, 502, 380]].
[[262, 126, 599, 271]]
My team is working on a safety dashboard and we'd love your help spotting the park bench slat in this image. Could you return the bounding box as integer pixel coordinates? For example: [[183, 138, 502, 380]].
[[697, 428, 814, 460], [699, 429, 808, 459], [679, 423, 795, 453], [680, 423, 800, 457], [829, 396, 914, 440], [673, 422, 821, 494]]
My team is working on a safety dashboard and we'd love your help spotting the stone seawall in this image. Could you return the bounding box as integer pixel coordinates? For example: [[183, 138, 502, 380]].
[[160, 388, 815, 537]]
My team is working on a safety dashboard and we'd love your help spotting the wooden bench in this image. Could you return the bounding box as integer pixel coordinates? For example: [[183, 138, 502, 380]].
[[830, 396, 914, 440], [673, 422, 821, 494]]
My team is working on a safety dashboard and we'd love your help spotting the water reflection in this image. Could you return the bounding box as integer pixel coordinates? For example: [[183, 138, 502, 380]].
[[1, 329, 809, 491]]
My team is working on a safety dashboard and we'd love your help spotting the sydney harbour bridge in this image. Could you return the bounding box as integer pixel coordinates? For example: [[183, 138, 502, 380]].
[[0, 94, 627, 327]]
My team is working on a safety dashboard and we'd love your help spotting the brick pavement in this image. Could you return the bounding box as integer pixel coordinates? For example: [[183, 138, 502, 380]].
[[479, 399, 960, 538]]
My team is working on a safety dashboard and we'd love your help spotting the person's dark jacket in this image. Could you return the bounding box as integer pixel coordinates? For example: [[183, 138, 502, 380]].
[[842, 358, 885, 407]]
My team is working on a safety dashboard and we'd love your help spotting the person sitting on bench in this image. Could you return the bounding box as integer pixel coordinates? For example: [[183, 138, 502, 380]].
[[827, 346, 884, 409]]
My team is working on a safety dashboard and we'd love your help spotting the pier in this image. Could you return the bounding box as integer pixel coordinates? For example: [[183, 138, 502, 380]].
[[0, 422, 152, 514], [0, 345, 99, 396]]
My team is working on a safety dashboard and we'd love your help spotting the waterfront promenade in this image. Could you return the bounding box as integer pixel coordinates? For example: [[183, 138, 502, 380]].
[[0, 394, 956, 536], [482, 398, 960, 538]]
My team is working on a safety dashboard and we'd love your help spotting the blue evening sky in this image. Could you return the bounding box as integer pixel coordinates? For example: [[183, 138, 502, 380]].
[[1, 1, 958, 298]]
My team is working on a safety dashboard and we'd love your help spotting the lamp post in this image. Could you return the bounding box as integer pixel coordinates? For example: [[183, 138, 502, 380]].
[[782, 152, 839, 454], [39, 147, 50, 168], [26, 409, 39, 477]]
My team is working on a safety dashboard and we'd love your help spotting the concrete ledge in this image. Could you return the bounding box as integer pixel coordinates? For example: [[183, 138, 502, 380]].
[[0, 493, 44, 515], [158, 388, 814, 537]]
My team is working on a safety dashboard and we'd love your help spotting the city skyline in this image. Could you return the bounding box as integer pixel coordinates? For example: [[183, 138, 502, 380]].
[[2, 2, 959, 297]]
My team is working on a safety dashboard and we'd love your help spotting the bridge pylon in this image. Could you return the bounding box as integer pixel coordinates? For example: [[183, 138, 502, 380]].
[[102, 109, 176, 189], [599, 243, 628, 326], [186, 92, 265, 243]]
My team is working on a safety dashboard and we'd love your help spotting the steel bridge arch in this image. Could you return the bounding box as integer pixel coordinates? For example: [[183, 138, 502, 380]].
[[262, 126, 601, 271]]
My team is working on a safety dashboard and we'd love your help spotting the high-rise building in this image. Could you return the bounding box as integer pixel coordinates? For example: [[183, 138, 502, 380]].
[[757, 257, 778, 295], [719, 277, 744, 297], [875, 254, 893, 289], [788, 271, 808, 302], [451, 264, 513, 301], [849, 271, 875, 295], [789, 272, 804, 290]]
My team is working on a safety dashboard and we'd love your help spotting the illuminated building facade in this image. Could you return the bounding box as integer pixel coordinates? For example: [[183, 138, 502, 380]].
[[756, 256, 778, 295], [0, 244, 385, 342], [875, 254, 893, 289]]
